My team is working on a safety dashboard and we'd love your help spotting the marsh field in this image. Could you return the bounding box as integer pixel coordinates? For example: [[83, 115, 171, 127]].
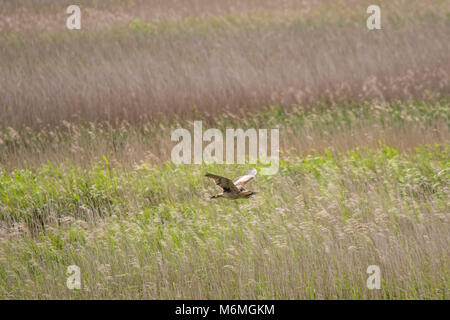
[[0, 0, 449, 299]]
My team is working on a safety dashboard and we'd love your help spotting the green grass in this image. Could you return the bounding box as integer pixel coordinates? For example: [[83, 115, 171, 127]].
[[0, 143, 448, 299]]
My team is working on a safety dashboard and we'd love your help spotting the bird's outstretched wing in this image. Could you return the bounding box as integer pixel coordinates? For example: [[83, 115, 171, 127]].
[[205, 173, 240, 193], [234, 168, 257, 187]]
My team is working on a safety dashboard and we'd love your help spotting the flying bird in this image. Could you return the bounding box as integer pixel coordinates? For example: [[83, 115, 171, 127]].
[[205, 168, 258, 199]]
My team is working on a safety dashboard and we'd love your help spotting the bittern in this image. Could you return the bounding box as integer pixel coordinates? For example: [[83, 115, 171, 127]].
[[205, 168, 258, 199]]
